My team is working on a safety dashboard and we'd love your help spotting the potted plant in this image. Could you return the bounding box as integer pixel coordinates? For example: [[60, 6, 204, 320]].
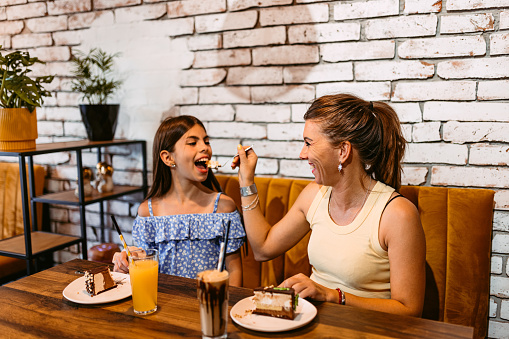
[[0, 47, 54, 151], [70, 48, 123, 141]]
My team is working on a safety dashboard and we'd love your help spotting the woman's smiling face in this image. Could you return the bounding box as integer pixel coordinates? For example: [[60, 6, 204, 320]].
[[171, 124, 212, 182]]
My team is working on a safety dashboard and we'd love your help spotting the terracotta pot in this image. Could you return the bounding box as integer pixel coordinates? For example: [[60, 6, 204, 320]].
[[79, 104, 119, 141], [0, 108, 38, 151]]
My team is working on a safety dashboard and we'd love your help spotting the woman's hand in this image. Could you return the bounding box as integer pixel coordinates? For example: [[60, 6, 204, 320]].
[[231, 144, 257, 187], [280, 273, 336, 303], [112, 246, 139, 273]]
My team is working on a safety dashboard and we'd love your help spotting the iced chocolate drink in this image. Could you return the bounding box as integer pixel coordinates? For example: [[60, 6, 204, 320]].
[[197, 269, 229, 339]]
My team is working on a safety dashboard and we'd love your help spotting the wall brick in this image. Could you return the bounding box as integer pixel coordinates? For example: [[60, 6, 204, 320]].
[[493, 234, 509, 253], [490, 33, 509, 56], [195, 11, 257, 33], [53, 30, 82, 46], [268, 122, 304, 140], [441, 13, 494, 34], [284, 63, 353, 84], [404, 0, 442, 14], [333, 0, 399, 20], [317, 82, 391, 100], [399, 35, 485, 59], [181, 105, 235, 121], [38, 121, 64, 136], [6, 2, 46, 20], [56, 92, 81, 106], [501, 300, 509, 320], [390, 103, 422, 123], [208, 122, 266, 139], [491, 276, 509, 298], [291, 104, 309, 122], [224, 26, 285, 48], [187, 34, 222, 51], [412, 122, 441, 142], [355, 60, 434, 81], [11, 33, 52, 49], [199, 87, 250, 104], [227, 0, 293, 11], [289, 22, 360, 44], [492, 256, 503, 274], [0, 21, 23, 35], [227, 67, 283, 85], [180, 69, 227, 87], [167, 0, 225, 18], [236, 105, 291, 122], [193, 49, 251, 68], [29, 46, 70, 62], [280, 159, 313, 178], [26, 15, 67, 33], [94, 0, 141, 10], [424, 102, 509, 122], [493, 211, 509, 231], [253, 45, 319, 65], [470, 144, 509, 166], [174, 87, 198, 105], [68, 11, 115, 30], [501, 11, 509, 29], [404, 143, 467, 164], [47, 0, 91, 15], [0, 7, 6, 21], [431, 166, 509, 188], [444, 121, 509, 143], [321, 40, 395, 62], [401, 124, 412, 142], [40, 106, 81, 121], [115, 4, 166, 23], [244, 140, 302, 158], [3, 0, 27, 5], [392, 81, 476, 101], [401, 166, 428, 185], [260, 3, 328, 26], [251, 85, 315, 103], [366, 15, 438, 39], [479, 80, 509, 100], [446, 0, 509, 10], [438, 57, 509, 79]]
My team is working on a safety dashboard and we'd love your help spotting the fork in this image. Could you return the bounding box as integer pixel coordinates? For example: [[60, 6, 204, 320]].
[[219, 145, 253, 168]]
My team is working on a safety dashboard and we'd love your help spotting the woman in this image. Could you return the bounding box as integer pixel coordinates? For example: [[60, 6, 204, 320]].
[[233, 94, 426, 315]]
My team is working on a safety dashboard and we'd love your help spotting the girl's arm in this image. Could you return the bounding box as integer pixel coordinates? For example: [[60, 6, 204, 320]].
[[225, 251, 242, 287]]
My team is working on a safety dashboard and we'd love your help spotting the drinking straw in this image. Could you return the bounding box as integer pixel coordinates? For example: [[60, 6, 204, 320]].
[[217, 220, 231, 272], [111, 215, 132, 260]]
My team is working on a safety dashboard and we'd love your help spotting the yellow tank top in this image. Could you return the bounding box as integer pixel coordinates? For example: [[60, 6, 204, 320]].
[[306, 181, 394, 299]]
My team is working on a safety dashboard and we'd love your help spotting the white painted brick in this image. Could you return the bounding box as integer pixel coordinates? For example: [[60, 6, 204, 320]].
[[334, 0, 399, 20], [390, 103, 422, 123], [180, 105, 235, 121], [260, 4, 328, 26], [491, 33, 509, 56], [366, 15, 437, 39], [492, 256, 504, 274], [0, 7, 5, 21], [174, 87, 198, 105], [0, 21, 23, 35], [404, 0, 442, 14], [443, 121, 509, 144], [502, 300, 509, 321], [494, 211, 509, 231], [253, 45, 319, 66], [491, 276, 509, 298], [404, 143, 467, 164], [291, 104, 310, 122], [479, 80, 509, 100], [64, 121, 87, 138], [115, 4, 167, 23], [321, 40, 395, 62], [195, 11, 257, 33], [316, 82, 391, 101], [401, 166, 428, 185], [210, 138, 241, 157], [246, 140, 302, 159], [36, 61, 73, 77], [208, 122, 266, 139], [0, 36, 11, 49], [289, 22, 360, 44], [49, 207, 69, 222], [38, 120, 64, 136], [228, 0, 292, 11], [53, 30, 82, 46], [199, 87, 250, 104], [251, 85, 315, 103], [412, 122, 441, 142], [399, 35, 485, 59], [236, 105, 291, 123], [501, 11, 509, 30], [284, 63, 353, 84], [6, 2, 46, 20], [94, 0, 141, 10], [193, 49, 251, 68], [424, 102, 509, 122], [490, 298, 498, 318], [441, 13, 494, 34], [446, 0, 509, 10], [187, 34, 222, 51], [438, 57, 509, 79], [227, 67, 282, 85], [26, 15, 67, 33], [401, 124, 412, 142], [223, 27, 285, 49], [167, 0, 225, 18], [47, 0, 91, 15], [40, 106, 81, 121], [11, 33, 52, 49], [56, 92, 81, 106], [470, 144, 509, 166], [431, 166, 509, 188], [68, 11, 115, 30], [216, 156, 279, 175], [392, 81, 476, 101], [493, 234, 509, 254], [30, 46, 70, 62], [280, 159, 313, 178], [267, 123, 304, 140], [180, 69, 227, 87], [355, 60, 434, 81], [495, 191, 509, 211], [112, 156, 143, 172], [3, 0, 26, 5]]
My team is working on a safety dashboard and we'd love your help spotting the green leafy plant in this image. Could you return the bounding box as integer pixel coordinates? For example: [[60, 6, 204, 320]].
[[0, 47, 54, 112], [70, 48, 123, 105]]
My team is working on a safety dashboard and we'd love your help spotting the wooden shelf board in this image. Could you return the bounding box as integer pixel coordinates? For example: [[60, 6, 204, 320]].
[[32, 185, 145, 205], [0, 232, 81, 257]]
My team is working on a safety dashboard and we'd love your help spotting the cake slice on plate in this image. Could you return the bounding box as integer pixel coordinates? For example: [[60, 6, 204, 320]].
[[84, 266, 117, 296], [252, 286, 297, 320]]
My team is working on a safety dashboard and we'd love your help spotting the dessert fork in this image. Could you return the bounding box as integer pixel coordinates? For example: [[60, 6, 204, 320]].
[[220, 145, 253, 168]]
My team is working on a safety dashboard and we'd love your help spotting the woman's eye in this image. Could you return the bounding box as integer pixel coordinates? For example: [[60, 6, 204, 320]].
[[304, 141, 311, 147]]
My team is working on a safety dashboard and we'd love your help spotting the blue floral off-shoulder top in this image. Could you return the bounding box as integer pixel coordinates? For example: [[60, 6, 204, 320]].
[[132, 193, 245, 279]]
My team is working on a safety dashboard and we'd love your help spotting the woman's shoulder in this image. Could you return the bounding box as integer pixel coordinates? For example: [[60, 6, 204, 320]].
[[216, 193, 238, 213]]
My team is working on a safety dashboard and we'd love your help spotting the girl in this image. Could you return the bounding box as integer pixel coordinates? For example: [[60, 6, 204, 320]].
[[113, 116, 245, 286]]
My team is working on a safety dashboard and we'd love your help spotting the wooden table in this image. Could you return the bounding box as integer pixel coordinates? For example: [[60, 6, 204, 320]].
[[0, 259, 473, 338]]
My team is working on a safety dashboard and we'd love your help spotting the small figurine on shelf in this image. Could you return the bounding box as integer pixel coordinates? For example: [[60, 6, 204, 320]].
[[94, 161, 114, 193], [75, 167, 94, 198]]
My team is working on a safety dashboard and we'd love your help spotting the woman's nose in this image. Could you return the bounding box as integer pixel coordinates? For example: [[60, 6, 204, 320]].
[[299, 146, 307, 160]]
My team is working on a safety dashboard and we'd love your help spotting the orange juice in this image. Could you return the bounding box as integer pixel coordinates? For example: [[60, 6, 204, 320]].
[[129, 249, 159, 315]]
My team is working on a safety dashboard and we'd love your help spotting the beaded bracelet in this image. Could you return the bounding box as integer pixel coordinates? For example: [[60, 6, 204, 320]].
[[336, 288, 345, 305], [241, 194, 259, 211]]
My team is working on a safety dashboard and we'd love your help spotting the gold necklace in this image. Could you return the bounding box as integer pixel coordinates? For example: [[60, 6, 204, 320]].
[[329, 176, 372, 225]]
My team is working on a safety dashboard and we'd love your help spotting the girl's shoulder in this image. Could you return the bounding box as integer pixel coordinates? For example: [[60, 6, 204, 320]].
[[216, 193, 238, 214], [137, 199, 151, 217]]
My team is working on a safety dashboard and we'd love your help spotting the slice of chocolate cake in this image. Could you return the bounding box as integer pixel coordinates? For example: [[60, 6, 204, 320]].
[[84, 266, 117, 296], [253, 286, 297, 320]]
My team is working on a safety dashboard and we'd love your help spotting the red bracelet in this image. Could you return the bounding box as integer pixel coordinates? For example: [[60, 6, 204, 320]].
[[336, 288, 345, 305]]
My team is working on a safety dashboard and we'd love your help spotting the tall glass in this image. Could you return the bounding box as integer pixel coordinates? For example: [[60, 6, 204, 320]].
[[197, 269, 229, 339], [129, 248, 159, 315]]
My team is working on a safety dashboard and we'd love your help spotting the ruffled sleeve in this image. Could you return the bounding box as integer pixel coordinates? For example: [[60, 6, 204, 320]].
[[132, 215, 157, 250]]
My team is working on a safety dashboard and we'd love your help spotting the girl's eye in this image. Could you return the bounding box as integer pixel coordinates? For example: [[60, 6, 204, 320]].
[[205, 141, 210, 145], [188, 142, 197, 146]]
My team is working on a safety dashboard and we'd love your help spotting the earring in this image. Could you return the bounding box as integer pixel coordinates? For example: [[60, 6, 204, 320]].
[[170, 163, 176, 168], [338, 161, 342, 173]]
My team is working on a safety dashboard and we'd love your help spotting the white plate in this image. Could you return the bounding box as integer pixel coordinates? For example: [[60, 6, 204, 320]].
[[230, 296, 317, 332], [63, 272, 131, 304]]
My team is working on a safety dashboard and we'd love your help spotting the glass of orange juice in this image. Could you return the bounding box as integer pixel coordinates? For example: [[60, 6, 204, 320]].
[[129, 248, 159, 315]]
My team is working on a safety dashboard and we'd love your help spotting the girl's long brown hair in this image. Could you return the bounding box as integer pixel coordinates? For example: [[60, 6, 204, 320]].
[[303, 94, 406, 190], [146, 115, 221, 200]]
